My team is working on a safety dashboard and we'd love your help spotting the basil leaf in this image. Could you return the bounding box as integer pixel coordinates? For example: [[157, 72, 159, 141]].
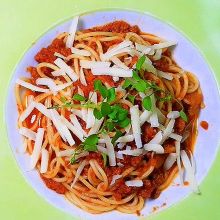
[[93, 108, 103, 120], [107, 88, 116, 103], [72, 94, 86, 101], [132, 70, 141, 80], [143, 96, 152, 111], [180, 110, 188, 122], [127, 94, 135, 104], [112, 130, 123, 144], [117, 109, 128, 121], [122, 79, 133, 89], [94, 80, 108, 98], [94, 80, 102, 91], [118, 118, 131, 128], [101, 102, 111, 116], [84, 134, 99, 146], [106, 121, 115, 131], [83, 144, 97, 152], [133, 80, 147, 92], [136, 55, 146, 71]]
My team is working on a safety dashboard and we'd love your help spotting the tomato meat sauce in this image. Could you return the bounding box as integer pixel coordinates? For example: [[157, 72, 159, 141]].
[[41, 175, 67, 194]]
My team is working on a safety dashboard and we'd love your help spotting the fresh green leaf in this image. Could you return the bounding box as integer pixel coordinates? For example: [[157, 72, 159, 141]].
[[72, 94, 86, 101], [93, 108, 103, 120], [133, 80, 147, 92], [117, 109, 128, 121], [143, 96, 152, 111], [127, 94, 135, 104], [83, 144, 97, 152], [118, 118, 131, 128], [108, 106, 118, 119], [107, 88, 116, 103], [180, 110, 188, 122], [106, 121, 115, 131], [94, 80, 102, 91], [84, 134, 99, 146], [132, 70, 141, 80], [101, 102, 111, 116], [136, 55, 146, 71], [122, 79, 133, 89], [94, 80, 108, 98], [111, 130, 123, 144], [101, 153, 108, 167]]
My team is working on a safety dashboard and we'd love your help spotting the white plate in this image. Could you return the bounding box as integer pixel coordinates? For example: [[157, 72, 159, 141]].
[[5, 9, 220, 220]]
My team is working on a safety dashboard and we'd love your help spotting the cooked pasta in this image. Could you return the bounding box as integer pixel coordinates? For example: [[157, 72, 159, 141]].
[[15, 18, 203, 214]]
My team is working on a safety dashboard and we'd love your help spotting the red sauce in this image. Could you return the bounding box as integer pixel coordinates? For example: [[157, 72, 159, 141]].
[[184, 181, 189, 186], [102, 39, 123, 53], [90, 20, 140, 34], [175, 118, 186, 134], [142, 122, 157, 143], [41, 175, 67, 194], [35, 38, 71, 64], [25, 108, 39, 128], [200, 121, 209, 130], [136, 210, 141, 216], [184, 91, 203, 118]]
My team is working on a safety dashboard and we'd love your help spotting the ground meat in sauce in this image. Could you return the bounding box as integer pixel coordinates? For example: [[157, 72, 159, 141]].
[[175, 118, 186, 134], [183, 91, 203, 118], [90, 20, 140, 34], [35, 38, 71, 63], [153, 56, 170, 72], [41, 175, 67, 194], [142, 122, 157, 143]]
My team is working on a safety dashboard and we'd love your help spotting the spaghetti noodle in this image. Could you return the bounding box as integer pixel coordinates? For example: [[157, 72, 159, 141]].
[[15, 19, 203, 214]]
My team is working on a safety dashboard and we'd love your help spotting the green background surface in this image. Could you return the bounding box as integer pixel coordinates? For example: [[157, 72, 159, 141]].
[[1, 0, 220, 219]]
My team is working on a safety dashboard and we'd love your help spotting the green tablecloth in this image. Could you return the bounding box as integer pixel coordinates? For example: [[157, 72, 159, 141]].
[[1, 0, 220, 219]]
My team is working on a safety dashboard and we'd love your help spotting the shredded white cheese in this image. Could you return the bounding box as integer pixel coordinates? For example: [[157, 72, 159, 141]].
[[130, 105, 142, 148], [164, 153, 177, 170], [118, 149, 143, 156], [110, 175, 122, 186], [16, 79, 49, 93], [92, 67, 132, 77], [86, 92, 97, 129], [30, 128, 44, 169], [66, 16, 79, 48], [158, 70, 173, 80], [79, 68, 87, 86], [40, 148, 49, 173], [116, 135, 134, 143], [80, 60, 111, 69], [71, 160, 87, 187], [54, 58, 78, 82], [19, 101, 35, 122], [103, 134, 116, 166], [71, 47, 91, 56], [125, 180, 143, 187], [19, 127, 36, 141], [144, 143, 164, 154]]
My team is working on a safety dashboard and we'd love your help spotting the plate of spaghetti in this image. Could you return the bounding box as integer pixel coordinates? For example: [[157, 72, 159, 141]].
[[6, 10, 220, 220]]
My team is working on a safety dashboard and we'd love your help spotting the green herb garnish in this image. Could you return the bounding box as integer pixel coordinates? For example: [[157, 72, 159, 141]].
[[180, 110, 188, 122], [142, 96, 152, 111], [72, 94, 87, 101]]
